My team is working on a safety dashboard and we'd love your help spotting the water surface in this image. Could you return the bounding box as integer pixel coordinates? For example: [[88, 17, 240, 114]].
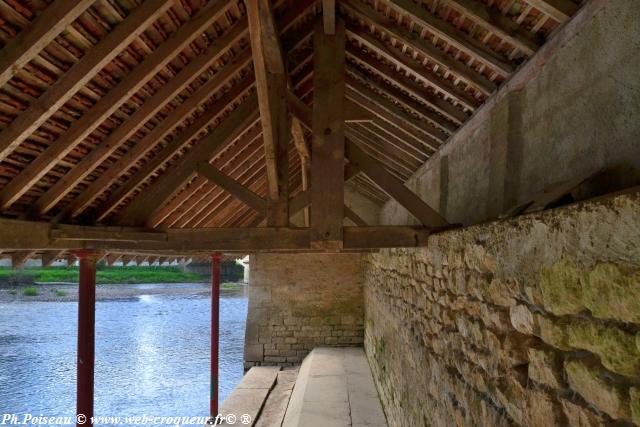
[[0, 284, 247, 424]]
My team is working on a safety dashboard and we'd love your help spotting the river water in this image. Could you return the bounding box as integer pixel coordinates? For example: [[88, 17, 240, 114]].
[[0, 284, 247, 423]]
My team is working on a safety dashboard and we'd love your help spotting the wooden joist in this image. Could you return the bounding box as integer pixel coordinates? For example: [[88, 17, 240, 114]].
[[311, 20, 346, 249], [31, 20, 252, 217], [196, 162, 267, 216], [381, 0, 515, 75], [342, 0, 496, 96], [246, 0, 291, 226], [0, 0, 95, 87], [116, 95, 260, 227], [524, 0, 578, 23], [0, 1, 232, 211], [0, 0, 173, 163], [436, 0, 540, 56], [346, 139, 449, 228]]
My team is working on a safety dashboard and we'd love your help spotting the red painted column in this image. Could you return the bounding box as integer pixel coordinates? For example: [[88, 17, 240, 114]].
[[75, 251, 98, 427], [210, 253, 222, 417]]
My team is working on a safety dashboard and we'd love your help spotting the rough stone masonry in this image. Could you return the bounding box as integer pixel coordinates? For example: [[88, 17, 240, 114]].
[[363, 191, 640, 427]]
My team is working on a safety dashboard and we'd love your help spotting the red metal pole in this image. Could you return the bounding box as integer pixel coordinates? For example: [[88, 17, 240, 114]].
[[75, 251, 98, 427], [210, 253, 222, 417]]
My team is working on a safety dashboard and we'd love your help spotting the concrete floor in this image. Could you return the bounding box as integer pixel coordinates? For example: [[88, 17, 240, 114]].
[[219, 347, 387, 427]]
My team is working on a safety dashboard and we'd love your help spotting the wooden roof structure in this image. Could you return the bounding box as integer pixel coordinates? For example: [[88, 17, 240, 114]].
[[0, 0, 583, 263]]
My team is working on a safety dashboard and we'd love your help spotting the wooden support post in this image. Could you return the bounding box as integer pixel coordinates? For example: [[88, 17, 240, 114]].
[[322, 0, 336, 34], [75, 250, 99, 427], [311, 20, 346, 249], [210, 253, 222, 418]]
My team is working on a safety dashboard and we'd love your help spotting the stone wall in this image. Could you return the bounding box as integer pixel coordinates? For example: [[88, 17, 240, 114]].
[[244, 253, 364, 369], [381, 0, 640, 226], [363, 192, 640, 426]]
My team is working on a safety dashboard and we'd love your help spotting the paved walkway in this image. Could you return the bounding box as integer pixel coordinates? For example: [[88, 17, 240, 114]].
[[218, 347, 387, 427]]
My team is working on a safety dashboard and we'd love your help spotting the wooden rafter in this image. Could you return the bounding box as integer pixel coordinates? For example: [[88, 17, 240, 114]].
[[30, 20, 252, 217], [0, 0, 95, 87], [0, 1, 232, 211], [41, 250, 65, 267], [196, 162, 267, 216], [246, 0, 291, 226], [0, 0, 174, 162], [524, 0, 578, 23]]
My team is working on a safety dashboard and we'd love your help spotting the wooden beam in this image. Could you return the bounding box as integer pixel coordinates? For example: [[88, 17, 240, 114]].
[[381, 0, 515, 75], [344, 206, 368, 226], [0, 1, 231, 210], [311, 20, 346, 249], [41, 250, 65, 267], [291, 120, 311, 226], [0, 0, 95, 87], [0, 217, 435, 251], [342, 0, 496, 96], [196, 162, 267, 216], [31, 22, 252, 217], [59, 73, 255, 222], [116, 95, 260, 227], [523, 0, 578, 23], [322, 0, 336, 34], [437, 0, 540, 55], [346, 139, 449, 228], [0, 0, 173, 162], [12, 251, 34, 269], [246, 0, 291, 227], [345, 27, 480, 109]]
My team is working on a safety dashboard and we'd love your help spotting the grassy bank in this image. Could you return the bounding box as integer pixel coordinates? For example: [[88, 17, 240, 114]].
[[0, 266, 206, 285]]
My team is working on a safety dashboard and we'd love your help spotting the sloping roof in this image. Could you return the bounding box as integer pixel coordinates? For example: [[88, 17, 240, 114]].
[[0, 0, 583, 262]]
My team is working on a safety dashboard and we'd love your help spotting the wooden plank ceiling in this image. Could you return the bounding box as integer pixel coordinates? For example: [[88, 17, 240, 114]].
[[0, 0, 582, 263]]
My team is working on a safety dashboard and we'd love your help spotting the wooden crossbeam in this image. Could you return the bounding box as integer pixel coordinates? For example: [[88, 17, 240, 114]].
[[246, 0, 291, 226], [196, 162, 267, 216], [310, 20, 346, 249], [0, 0, 173, 163], [0, 217, 435, 251], [0, 1, 231, 211], [31, 21, 252, 217], [437, 0, 540, 55], [116, 95, 260, 227], [524, 0, 578, 23], [346, 139, 449, 228], [0, 0, 95, 87], [342, 0, 496, 97], [62, 73, 255, 223], [344, 206, 368, 226], [381, 0, 515, 75], [41, 250, 65, 267]]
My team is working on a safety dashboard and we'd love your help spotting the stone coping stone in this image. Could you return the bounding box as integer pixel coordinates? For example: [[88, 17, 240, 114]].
[[219, 366, 281, 426]]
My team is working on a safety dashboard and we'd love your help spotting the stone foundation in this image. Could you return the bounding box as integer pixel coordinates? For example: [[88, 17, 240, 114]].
[[244, 253, 364, 369], [363, 192, 640, 426]]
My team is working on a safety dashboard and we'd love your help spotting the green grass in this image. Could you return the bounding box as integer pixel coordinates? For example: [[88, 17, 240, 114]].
[[0, 266, 206, 285], [23, 287, 38, 296], [54, 290, 67, 297]]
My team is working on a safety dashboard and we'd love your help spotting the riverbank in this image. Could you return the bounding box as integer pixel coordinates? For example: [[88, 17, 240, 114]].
[[0, 266, 207, 286], [0, 282, 247, 303]]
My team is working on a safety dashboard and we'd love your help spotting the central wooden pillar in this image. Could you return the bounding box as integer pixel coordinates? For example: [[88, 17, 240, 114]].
[[311, 20, 346, 249], [75, 250, 99, 427]]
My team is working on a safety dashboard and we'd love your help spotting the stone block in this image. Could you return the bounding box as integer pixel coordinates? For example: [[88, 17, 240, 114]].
[[528, 347, 564, 389], [559, 398, 606, 427], [630, 387, 640, 426], [564, 359, 631, 421], [539, 257, 584, 315], [582, 263, 640, 323], [510, 304, 536, 335]]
